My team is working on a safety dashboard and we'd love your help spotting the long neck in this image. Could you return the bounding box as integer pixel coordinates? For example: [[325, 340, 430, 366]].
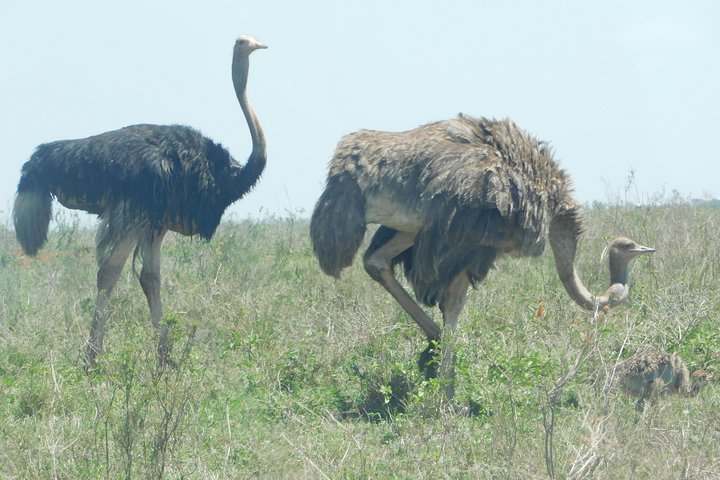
[[549, 215, 626, 311], [549, 224, 598, 310], [231, 53, 267, 192], [609, 255, 630, 286]]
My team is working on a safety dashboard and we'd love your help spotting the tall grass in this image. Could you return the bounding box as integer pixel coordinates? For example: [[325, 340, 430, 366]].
[[1, 203, 719, 478]]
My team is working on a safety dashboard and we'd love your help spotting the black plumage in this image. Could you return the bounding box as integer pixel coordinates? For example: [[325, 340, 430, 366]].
[[17, 124, 249, 247]]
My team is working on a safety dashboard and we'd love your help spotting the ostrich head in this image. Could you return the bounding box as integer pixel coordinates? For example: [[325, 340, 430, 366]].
[[234, 34, 268, 55], [603, 235, 655, 279], [232, 34, 267, 93]]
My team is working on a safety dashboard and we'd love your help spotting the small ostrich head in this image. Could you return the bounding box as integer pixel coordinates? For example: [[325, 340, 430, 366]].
[[688, 369, 712, 397], [234, 35, 267, 55]]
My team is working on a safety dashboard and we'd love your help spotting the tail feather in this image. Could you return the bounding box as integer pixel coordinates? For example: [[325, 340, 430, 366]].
[[310, 173, 366, 277], [14, 178, 53, 256]]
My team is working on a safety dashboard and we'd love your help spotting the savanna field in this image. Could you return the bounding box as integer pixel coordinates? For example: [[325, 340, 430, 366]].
[[1, 200, 720, 479]]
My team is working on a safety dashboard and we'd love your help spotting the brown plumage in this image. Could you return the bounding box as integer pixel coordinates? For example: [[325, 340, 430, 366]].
[[13, 35, 267, 366], [616, 350, 711, 411], [311, 114, 655, 395]]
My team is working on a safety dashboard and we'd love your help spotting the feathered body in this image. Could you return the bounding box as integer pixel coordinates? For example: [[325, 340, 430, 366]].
[[15, 123, 257, 255], [616, 350, 710, 410], [312, 114, 581, 306]]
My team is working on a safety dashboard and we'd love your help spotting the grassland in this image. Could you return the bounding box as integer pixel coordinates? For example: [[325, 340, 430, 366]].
[[1, 201, 719, 479]]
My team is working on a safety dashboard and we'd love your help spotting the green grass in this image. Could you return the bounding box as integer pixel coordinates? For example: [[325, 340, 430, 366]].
[[1, 203, 720, 478]]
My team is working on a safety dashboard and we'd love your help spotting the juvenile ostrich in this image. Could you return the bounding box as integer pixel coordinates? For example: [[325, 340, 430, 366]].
[[616, 350, 711, 411], [13, 35, 267, 366], [310, 114, 655, 395]]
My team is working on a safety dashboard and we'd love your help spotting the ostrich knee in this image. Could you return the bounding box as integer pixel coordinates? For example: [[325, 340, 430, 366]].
[[362, 231, 444, 344], [363, 253, 388, 282]]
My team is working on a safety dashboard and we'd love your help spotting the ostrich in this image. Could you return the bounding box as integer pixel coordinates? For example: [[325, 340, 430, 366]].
[[13, 35, 267, 366], [616, 350, 711, 411], [310, 114, 655, 395]]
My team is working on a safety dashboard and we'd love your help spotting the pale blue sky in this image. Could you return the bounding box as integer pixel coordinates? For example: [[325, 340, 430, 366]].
[[2, 1, 719, 224]]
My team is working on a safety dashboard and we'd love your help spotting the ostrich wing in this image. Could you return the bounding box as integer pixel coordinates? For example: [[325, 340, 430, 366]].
[[405, 116, 567, 306]]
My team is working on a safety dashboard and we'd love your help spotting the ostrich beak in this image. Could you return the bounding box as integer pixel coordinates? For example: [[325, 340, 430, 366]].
[[630, 243, 655, 256]]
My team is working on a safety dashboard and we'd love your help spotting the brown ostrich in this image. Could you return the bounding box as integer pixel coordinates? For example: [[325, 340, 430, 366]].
[[616, 350, 711, 411], [310, 114, 655, 396], [13, 35, 267, 366]]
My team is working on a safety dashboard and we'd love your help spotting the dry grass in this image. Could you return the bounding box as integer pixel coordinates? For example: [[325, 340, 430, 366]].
[[1, 202, 719, 478]]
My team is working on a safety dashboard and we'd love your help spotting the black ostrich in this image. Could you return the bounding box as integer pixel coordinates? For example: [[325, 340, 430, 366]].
[[13, 35, 267, 366]]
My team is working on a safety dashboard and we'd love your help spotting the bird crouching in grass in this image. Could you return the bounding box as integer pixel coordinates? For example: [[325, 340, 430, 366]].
[[616, 350, 711, 411]]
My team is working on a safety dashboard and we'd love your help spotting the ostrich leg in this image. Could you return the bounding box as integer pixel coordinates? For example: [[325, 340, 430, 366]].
[[437, 272, 471, 398], [363, 230, 443, 342], [86, 233, 138, 366], [138, 228, 172, 365]]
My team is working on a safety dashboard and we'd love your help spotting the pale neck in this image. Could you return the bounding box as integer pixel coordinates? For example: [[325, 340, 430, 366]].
[[609, 255, 630, 286], [549, 219, 628, 311], [232, 54, 267, 162]]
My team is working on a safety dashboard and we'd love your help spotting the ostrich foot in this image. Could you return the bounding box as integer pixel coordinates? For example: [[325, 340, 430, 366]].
[[157, 349, 178, 370], [84, 343, 102, 372], [156, 325, 177, 369], [418, 341, 441, 379], [418, 341, 456, 398], [156, 345, 178, 371]]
